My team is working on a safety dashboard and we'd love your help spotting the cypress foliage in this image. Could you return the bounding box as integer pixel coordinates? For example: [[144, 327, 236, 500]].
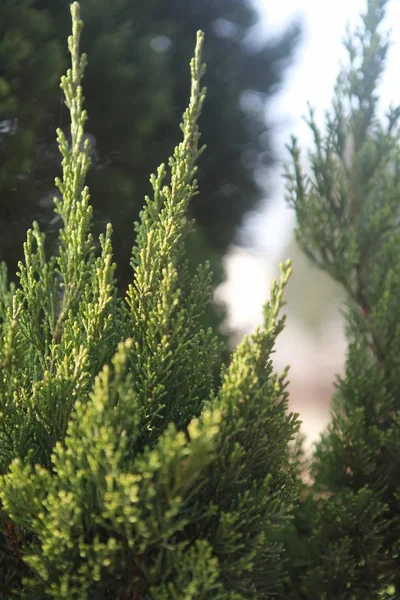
[[0, 3, 299, 598], [285, 0, 400, 597], [0, 0, 300, 310]]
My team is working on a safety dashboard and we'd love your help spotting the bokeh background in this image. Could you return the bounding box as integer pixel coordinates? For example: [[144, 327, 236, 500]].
[[217, 0, 400, 446]]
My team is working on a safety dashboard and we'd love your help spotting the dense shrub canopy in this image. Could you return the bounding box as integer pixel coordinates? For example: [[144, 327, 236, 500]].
[[0, 4, 299, 598], [284, 0, 400, 597]]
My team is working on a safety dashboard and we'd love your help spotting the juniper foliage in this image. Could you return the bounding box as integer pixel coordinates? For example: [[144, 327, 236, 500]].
[[0, 4, 299, 598], [285, 0, 400, 597], [0, 0, 300, 309]]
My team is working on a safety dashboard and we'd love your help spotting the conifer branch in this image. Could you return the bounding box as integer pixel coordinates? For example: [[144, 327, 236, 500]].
[[0, 4, 300, 597], [284, 3, 400, 595], [53, 1, 94, 342], [285, 0, 400, 368]]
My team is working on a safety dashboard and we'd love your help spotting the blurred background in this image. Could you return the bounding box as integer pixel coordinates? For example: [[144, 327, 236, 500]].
[[217, 0, 400, 446], [1, 0, 399, 446]]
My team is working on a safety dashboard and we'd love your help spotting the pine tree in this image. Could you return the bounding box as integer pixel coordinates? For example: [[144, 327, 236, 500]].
[[284, 0, 400, 597], [0, 4, 299, 597]]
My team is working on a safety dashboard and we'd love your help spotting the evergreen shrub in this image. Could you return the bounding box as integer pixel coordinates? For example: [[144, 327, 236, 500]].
[[2, 1, 400, 598], [284, 0, 400, 597], [0, 3, 299, 598]]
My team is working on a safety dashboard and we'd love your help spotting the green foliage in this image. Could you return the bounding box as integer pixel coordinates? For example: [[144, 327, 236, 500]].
[[0, 4, 299, 598], [284, 0, 400, 597], [0, 0, 300, 305]]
